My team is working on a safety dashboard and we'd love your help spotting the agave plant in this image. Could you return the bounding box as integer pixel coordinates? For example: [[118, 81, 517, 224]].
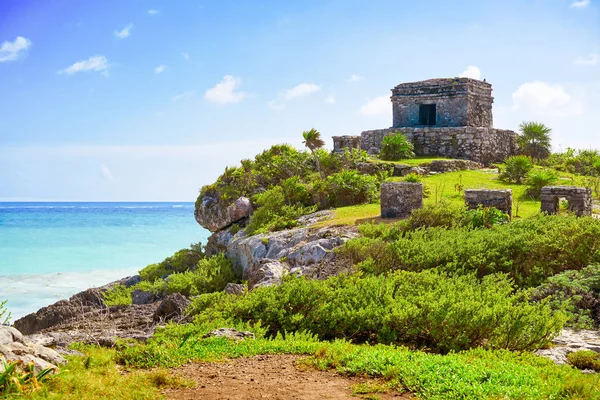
[[0, 356, 56, 395]]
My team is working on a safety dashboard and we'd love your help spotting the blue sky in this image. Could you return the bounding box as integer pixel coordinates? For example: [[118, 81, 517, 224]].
[[0, 0, 598, 201]]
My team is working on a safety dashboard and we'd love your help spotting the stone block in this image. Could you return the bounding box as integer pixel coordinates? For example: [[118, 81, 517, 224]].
[[380, 182, 423, 219], [464, 189, 512, 217], [540, 186, 592, 216]]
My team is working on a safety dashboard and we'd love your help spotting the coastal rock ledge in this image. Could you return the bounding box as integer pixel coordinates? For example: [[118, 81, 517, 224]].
[[0, 325, 65, 374]]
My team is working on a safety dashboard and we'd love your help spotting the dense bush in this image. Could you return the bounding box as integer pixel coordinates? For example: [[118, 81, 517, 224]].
[[526, 169, 558, 199], [164, 254, 237, 296], [467, 206, 509, 228], [339, 215, 600, 287], [246, 186, 317, 235], [315, 170, 380, 208], [499, 155, 533, 184], [188, 270, 564, 352], [139, 243, 205, 282], [542, 148, 600, 176], [379, 132, 415, 161], [531, 265, 600, 329], [567, 350, 600, 372]]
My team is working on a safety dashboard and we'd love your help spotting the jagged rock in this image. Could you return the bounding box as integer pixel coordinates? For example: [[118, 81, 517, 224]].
[[203, 328, 255, 341], [153, 294, 190, 322], [246, 260, 286, 288], [224, 283, 247, 295], [536, 329, 600, 365], [0, 325, 64, 374], [408, 166, 427, 176], [123, 275, 142, 287], [195, 196, 253, 232], [131, 289, 156, 305], [392, 164, 412, 176]]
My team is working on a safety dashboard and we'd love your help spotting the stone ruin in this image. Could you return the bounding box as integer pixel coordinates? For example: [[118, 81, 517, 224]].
[[380, 182, 423, 219], [332, 135, 361, 152], [540, 186, 592, 216], [464, 189, 513, 217], [333, 78, 518, 165]]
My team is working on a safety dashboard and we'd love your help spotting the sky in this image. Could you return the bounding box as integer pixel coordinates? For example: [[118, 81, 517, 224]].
[[0, 0, 598, 201]]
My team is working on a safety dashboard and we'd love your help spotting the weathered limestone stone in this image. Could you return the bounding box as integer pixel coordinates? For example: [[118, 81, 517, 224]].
[[464, 189, 513, 217], [0, 325, 64, 374], [203, 328, 255, 341], [540, 186, 592, 216], [152, 294, 190, 322], [332, 135, 361, 153], [195, 196, 253, 232], [131, 289, 156, 305], [224, 283, 247, 295], [536, 329, 600, 365], [380, 182, 423, 219]]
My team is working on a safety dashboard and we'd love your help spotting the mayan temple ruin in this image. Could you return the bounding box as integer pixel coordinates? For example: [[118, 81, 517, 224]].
[[333, 77, 518, 164]]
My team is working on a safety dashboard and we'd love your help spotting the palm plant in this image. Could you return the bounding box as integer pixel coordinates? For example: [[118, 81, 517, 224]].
[[517, 121, 552, 161], [302, 128, 326, 179]]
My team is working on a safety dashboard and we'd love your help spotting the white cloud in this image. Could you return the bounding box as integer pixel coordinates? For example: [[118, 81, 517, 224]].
[[114, 23, 133, 39], [282, 83, 321, 100], [359, 95, 391, 117], [0, 36, 32, 62], [182, 52, 190, 60], [172, 91, 195, 102], [154, 64, 167, 73], [458, 65, 482, 80], [575, 53, 598, 66], [204, 75, 247, 104], [570, 0, 590, 8], [512, 81, 583, 117], [59, 55, 110, 75], [326, 94, 336, 104], [101, 165, 114, 181], [147, 9, 159, 15], [348, 74, 363, 82]]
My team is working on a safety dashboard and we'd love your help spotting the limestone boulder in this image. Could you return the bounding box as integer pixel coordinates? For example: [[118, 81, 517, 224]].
[[0, 325, 64, 374], [203, 328, 255, 341], [536, 329, 600, 365], [153, 294, 190, 322], [195, 196, 253, 232], [224, 283, 247, 295]]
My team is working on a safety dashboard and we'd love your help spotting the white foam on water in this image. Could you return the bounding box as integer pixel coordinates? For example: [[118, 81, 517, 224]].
[[0, 267, 140, 322]]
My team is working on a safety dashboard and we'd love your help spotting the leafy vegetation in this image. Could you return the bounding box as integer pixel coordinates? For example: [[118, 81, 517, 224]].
[[139, 242, 205, 282], [1, 357, 56, 397], [0, 300, 10, 325], [567, 350, 600, 372], [302, 128, 326, 179], [340, 214, 600, 287], [499, 155, 533, 184], [526, 168, 558, 199], [379, 132, 415, 161], [517, 121, 552, 161]]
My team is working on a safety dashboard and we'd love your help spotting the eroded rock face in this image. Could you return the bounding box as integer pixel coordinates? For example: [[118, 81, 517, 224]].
[[206, 212, 358, 289], [536, 329, 600, 365], [195, 196, 253, 232], [153, 294, 190, 323], [0, 325, 64, 374]]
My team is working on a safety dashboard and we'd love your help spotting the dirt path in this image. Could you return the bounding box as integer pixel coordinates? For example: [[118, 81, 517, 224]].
[[164, 354, 411, 400]]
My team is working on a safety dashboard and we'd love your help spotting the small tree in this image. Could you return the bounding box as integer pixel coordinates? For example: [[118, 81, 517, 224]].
[[379, 132, 415, 161], [302, 128, 326, 179], [518, 121, 552, 161], [499, 155, 533, 184]]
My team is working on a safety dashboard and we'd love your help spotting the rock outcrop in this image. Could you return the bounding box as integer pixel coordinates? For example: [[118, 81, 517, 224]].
[[0, 325, 65, 374], [195, 196, 253, 232], [536, 329, 600, 365], [207, 211, 358, 289], [203, 328, 255, 341]]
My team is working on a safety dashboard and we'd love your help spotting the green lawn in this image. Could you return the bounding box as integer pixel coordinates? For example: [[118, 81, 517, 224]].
[[320, 167, 591, 226]]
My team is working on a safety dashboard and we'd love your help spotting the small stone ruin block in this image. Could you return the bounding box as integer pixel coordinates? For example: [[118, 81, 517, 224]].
[[464, 189, 512, 217], [540, 186, 592, 216], [332, 135, 361, 153], [380, 182, 423, 219]]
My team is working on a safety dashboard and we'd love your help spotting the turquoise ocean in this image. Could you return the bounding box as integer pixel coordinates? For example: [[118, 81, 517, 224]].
[[0, 202, 209, 322]]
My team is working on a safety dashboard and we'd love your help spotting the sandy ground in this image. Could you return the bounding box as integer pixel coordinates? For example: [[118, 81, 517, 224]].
[[164, 354, 412, 400]]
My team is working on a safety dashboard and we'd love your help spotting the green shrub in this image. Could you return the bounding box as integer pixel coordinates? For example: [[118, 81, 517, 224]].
[[531, 265, 600, 329], [1, 356, 56, 396], [379, 132, 415, 161], [526, 169, 558, 199], [0, 300, 10, 325], [567, 350, 600, 372], [139, 243, 205, 282], [339, 214, 600, 287], [246, 186, 317, 235], [403, 173, 421, 182], [165, 254, 237, 296], [318, 170, 380, 208], [499, 155, 533, 184], [406, 201, 470, 230], [189, 270, 564, 352], [103, 284, 133, 306], [467, 206, 509, 228]]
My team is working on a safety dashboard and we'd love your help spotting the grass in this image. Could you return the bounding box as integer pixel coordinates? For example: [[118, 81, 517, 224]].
[[47, 322, 600, 400], [20, 345, 194, 400], [318, 166, 592, 227]]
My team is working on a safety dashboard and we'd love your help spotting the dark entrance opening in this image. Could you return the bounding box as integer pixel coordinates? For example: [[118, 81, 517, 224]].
[[419, 104, 436, 126]]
